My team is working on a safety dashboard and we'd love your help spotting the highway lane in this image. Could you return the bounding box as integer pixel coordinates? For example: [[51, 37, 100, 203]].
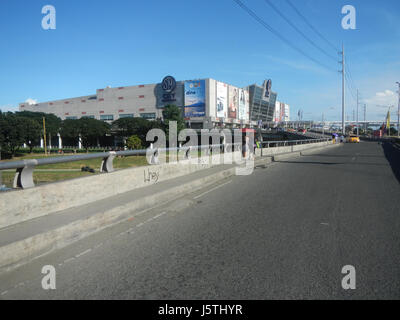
[[1, 141, 400, 299]]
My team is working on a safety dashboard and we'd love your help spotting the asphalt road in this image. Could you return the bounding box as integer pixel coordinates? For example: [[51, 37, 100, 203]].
[[1, 141, 400, 299]]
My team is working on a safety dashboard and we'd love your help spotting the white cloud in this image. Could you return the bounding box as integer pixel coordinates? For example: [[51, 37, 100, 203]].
[[25, 98, 38, 105], [375, 90, 394, 98], [0, 104, 18, 112], [363, 89, 398, 120], [365, 90, 397, 109]]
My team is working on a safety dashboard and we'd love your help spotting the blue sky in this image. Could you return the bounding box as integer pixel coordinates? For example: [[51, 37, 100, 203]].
[[0, 0, 399, 121]]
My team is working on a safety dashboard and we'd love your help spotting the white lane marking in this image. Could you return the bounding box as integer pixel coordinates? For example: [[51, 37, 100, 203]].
[[63, 257, 75, 264], [75, 248, 92, 258], [1, 291, 8, 296], [151, 211, 167, 221], [193, 180, 232, 200], [321, 223, 329, 226], [128, 211, 167, 231]]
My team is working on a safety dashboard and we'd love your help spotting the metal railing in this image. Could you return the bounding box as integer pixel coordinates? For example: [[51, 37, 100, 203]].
[[0, 143, 243, 189], [261, 138, 331, 148], [0, 138, 331, 190]]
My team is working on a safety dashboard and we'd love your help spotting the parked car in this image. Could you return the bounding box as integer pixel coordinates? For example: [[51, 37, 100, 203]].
[[298, 128, 306, 134]]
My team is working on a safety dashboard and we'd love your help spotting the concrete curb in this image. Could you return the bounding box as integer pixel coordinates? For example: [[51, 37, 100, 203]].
[[272, 152, 301, 162], [254, 157, 272, 167], [300, 143, 342, 156]]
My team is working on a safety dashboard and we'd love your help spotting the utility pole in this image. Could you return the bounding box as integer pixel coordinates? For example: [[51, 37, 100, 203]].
[[397, 82, 400, 137], [43, 117, 47, 156], [356, 89, 359, 136], [364, 104, 367, 135], [341, 44, 346, 135]]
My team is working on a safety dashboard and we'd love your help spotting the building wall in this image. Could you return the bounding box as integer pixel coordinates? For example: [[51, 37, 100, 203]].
[[248, 84, 276, 123], [19, 77, 252, 128]]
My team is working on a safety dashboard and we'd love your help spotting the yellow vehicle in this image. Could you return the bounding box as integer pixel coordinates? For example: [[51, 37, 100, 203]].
[[347, 135, 360, 143]]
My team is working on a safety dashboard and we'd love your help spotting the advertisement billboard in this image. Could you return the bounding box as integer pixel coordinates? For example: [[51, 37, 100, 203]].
[[216, 82, 227, 118], [238, 88, 246, 120], [184, 80, 206, 117], [262, 79, 272, 99], [228, 86, 238, 119]]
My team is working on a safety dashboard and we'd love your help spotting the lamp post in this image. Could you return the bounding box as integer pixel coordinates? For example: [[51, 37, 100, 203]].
[[396, 82, 400, 137]]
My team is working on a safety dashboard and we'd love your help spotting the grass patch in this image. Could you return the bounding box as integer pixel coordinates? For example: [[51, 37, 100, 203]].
[[0, 171, 95, 188], [1, 153, 148, 170], [0, 150, 217, 189]]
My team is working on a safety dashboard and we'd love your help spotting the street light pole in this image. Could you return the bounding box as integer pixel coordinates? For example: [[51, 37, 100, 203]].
[[364, 104, 367, 135], [356, 89, 359, 136], [341, 44, 346, 135], [396, 82, 400, 137]]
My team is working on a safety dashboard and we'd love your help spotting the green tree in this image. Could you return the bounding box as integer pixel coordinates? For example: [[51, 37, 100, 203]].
[[125, 135, 142, 150], [16, 111, 62, 136], [0, 110, 4, 149], [60, 118, 110, 152], [20, 117, 42, 153], [0, 112, 26, 157], [0, 110, 4, 161], [112, 117, 162, 147], [162, 105, 185, 140]]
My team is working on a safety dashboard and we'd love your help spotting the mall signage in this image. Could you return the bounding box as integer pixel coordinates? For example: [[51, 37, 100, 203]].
[[161, 75, 177, 103]]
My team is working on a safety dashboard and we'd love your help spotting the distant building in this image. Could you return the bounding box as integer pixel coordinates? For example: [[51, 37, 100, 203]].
[[19, 76, 264, 130], [246, 80, 277, 123]]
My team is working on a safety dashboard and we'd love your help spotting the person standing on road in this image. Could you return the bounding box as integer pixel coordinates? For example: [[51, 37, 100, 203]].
[[242, 136, 248, 159]]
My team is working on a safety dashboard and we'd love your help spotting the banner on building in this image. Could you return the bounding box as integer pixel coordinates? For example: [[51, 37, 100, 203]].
[[228, 86, 238, 119], [262, 79, 272, 99], [184, 80, 206, 117], [238, 89, 246, 120], [216, 82, 227, 118]]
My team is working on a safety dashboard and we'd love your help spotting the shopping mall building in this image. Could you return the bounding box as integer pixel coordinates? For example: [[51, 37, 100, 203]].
[[19, 76, 287, 129]]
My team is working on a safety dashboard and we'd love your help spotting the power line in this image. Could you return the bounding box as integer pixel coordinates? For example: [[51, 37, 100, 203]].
[[346, 63, 358, 96], [263, 0, 338, 61], [232, 0, 336, 72], [345, 72, 358, 103], [285, 0, 339, 52], [345, 58, 363, 106]]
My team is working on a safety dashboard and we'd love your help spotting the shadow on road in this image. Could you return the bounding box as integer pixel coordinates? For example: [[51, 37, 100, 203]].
[[302, 153, 383, 158], [381, 142, 400, 184], [276, 160, 387, 166], [275, 161, 344, 165]]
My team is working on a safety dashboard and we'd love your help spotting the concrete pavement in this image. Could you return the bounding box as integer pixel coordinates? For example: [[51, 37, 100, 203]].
[[0, 141, 399, 299]]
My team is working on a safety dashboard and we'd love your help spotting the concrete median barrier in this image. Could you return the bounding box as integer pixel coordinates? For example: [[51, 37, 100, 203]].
[[273, 152, 301, 162], [0, 164, 237, 272], [300, 143, 342, 156]]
